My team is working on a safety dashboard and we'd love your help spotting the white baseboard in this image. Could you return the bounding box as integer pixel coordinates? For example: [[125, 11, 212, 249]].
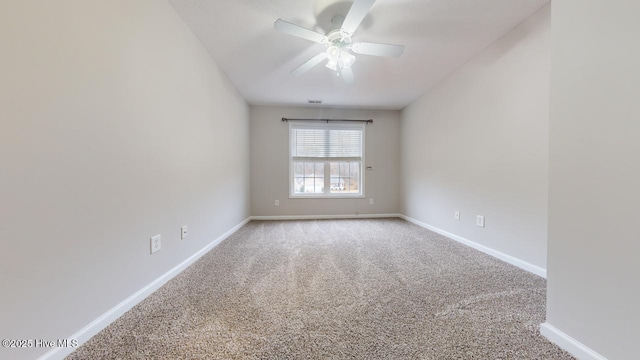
[[37, 217, 252, 360], [540, 323, 607, 360], [250, 213, 401, 221], [398, 214, 547, 278]]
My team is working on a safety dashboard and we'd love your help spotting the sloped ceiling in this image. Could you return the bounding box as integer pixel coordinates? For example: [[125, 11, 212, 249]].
[[169, 0, 549, 110]]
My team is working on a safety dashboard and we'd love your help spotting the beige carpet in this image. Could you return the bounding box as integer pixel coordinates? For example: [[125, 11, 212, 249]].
[[67, 219, 572, 359]]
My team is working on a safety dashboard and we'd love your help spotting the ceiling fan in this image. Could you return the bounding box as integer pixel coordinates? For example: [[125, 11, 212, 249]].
[[274, 0, 404, 85]]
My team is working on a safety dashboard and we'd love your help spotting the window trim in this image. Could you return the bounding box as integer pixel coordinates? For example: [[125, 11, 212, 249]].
[[288, 121, 366, 199]]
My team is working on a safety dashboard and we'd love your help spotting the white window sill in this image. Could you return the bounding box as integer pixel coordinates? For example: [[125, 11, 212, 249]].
[[289, 195, 365, 199]]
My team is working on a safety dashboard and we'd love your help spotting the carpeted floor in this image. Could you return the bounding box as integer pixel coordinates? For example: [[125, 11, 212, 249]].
[[67, 219, 573, 359]]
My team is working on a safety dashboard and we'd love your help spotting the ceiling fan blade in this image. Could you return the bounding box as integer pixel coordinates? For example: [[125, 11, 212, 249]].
[[291, 52, 329, 76], [340, 67, 355, 85], [341, 0, 376, 35], [351, 42, 404, 57], [274, 19, 326, 43]]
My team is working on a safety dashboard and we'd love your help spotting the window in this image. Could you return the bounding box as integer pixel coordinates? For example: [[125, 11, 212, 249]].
[[289, 122, 365, 198]]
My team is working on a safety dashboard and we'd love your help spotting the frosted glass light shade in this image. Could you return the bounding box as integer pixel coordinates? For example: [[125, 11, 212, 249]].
[[326, 59, 338, 71], [326, 46, 340, 61], [340, 51, 355, 68]]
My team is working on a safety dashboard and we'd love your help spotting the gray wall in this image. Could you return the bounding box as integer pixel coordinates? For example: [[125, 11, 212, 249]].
[[250, 106, 401, 217], [400, 6, 550, 270], [0, 1, 250, 359], [545, 0, 640, 358]]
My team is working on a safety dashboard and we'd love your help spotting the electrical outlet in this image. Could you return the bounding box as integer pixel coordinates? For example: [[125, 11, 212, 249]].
[[150, 235, 161, 254], [454, 211, 460, 221], [369, 198, 374, 205], [275, 200, 280, 207], [476, 215, 485, 228], [181, 226, 188, 240]]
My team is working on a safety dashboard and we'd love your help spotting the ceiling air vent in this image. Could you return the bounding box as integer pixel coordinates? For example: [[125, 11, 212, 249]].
[[308, 100, 322, 104]]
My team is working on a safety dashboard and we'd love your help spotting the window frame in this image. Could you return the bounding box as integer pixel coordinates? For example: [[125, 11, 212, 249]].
[[288, 121, 366, 199]]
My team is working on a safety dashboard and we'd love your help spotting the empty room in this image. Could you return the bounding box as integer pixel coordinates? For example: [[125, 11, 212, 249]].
[[1, 0, 638, 359]]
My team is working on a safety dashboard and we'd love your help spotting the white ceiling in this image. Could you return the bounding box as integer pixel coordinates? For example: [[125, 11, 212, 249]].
[[169, 0, 549, 110]]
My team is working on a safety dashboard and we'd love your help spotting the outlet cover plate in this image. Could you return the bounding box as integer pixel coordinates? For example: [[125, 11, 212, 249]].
[[150, 235, 161, 254], [454, 211, 460, 221], [476, 215, 485, 228], [181, 226, 188, 240]]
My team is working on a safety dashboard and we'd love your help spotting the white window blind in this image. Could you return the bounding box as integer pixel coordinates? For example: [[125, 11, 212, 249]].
[[291, 126, 363, 161]]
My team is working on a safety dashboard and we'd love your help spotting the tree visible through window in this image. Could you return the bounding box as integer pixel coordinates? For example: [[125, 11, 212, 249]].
[[290, 123, 364, 197]]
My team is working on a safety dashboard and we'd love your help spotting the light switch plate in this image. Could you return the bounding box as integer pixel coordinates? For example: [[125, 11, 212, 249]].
[[181, 226, 188, 240]]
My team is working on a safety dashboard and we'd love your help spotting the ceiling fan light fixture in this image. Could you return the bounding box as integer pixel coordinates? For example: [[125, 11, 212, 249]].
[[340, 50, 356, 69], [326, 45, 340, 61], [326, 59, 338, 71]]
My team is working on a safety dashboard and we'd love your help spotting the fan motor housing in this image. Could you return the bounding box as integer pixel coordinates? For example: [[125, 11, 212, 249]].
[[325, 29, 352, 48]]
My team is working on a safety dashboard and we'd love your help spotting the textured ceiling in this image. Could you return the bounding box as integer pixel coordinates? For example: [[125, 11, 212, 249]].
[[169, 0, 549, 110]]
